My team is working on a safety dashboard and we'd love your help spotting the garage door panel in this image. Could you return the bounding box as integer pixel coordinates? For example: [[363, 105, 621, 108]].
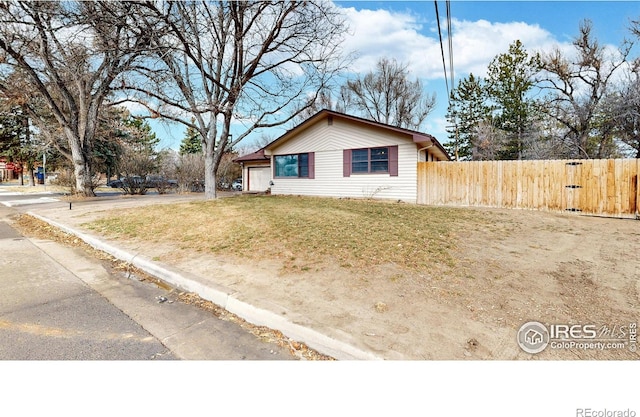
[[248, 167, 271, 191]]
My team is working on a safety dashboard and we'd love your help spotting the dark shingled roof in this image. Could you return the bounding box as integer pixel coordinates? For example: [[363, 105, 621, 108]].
[[234, 148, 269, 162]]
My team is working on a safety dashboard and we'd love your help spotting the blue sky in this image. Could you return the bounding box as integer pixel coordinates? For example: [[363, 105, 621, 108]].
[[151, 1, 640, 152]]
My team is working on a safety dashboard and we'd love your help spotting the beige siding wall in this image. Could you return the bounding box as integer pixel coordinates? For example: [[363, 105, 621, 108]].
[[274, 118, 411, 154], [270, 119, 420, 202]]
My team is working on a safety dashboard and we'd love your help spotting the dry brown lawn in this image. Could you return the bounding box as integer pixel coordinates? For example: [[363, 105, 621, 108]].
[[85, 195, 481, 275], [41, 195, 640, 359]]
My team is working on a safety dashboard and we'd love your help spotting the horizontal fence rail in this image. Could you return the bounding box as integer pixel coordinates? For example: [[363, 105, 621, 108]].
[[418, 159, 640, 218]]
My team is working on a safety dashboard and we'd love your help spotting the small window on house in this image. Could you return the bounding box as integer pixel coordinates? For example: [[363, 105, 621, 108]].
[[351, 147, 389, 174], [274, 153, 314, 178]]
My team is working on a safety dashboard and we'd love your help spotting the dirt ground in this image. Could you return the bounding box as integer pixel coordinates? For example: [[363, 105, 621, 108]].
[[21, 197, 640, 360]]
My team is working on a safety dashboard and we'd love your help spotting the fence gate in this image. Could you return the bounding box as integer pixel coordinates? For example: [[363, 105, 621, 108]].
[[564, 161, 582, 213]]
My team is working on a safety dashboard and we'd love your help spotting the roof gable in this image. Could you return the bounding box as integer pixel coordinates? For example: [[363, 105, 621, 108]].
[[264, 109, 450, 160]]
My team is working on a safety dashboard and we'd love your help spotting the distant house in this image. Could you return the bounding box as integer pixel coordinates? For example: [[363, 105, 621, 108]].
[[235, 109, 450, 202]]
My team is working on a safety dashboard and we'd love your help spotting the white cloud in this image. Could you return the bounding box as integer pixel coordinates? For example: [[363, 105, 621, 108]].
[[339, 6, 568, 81], [450, 19, 559, 77], [336, 4, 576, 142], [340, 7, 439, 77]]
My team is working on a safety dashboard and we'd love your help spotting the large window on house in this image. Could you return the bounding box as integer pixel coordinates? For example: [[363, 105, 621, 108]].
[[343, 146, 398, 177], [274, 153, 314, 178]]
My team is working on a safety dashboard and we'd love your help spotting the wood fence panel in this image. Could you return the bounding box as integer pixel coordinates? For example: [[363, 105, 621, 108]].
[[417, 159, 640, 218], [636, 159, 640, 216]]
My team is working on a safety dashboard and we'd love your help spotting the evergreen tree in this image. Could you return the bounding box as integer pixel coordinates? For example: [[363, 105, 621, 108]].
[[179, 119, 202, 155], [0, 105, 23, 154], [121, 116, 159, 151], [0, 101, 41, 185], [445, 74, 491, 160], [486, 40, 540, 160]]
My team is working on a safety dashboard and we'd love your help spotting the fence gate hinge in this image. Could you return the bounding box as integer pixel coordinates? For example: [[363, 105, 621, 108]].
[[565, 208, 583, 212], [566, 162, 583, 166], [565, 184, 582, 189]]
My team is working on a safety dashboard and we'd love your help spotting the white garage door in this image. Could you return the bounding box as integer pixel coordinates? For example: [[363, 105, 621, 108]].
[[248, 166, 271, 191]]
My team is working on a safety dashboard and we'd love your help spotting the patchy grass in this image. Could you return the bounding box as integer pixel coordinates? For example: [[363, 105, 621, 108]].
[[85, 195, 493, 273]]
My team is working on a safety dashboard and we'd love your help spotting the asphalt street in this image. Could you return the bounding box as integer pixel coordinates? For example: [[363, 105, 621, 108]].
[[0, 187, 294, 360]]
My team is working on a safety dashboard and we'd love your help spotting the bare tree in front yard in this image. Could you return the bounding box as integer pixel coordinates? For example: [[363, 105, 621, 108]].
[[124, 1, 349, 199], [0, 1, 153, 196], [174, 152, 205, 194], [116, 142, 158, 195]]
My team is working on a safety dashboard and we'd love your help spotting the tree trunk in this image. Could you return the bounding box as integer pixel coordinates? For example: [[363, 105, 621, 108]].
[[204, 135, 217, 200], [19, 164, 24, 186], [204, 152, 217, 199], [73, 158, 94, 196], [28, 161, 35, 186], [67, 129, 95, 197]]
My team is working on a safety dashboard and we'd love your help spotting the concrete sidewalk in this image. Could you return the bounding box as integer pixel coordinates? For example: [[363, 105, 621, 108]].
[[20, 193, 382, 360]]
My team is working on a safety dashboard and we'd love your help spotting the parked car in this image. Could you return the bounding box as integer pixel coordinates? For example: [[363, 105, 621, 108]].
[[108, 176, 177, 189], [231, 179, 242, 191], [107, 177, 142, 188], [107, 178, 123, 188], [145, 175, 178, 189]]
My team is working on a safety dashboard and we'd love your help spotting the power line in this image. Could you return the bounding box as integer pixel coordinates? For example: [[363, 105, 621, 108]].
[[435, 1, 460, 159], [434, 1, 449, 98], [446, 0, 455, 95], [434, 1, 455, 99]]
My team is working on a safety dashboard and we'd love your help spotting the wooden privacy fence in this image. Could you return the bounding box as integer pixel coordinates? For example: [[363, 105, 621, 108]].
[[417, 159, 640, 218]]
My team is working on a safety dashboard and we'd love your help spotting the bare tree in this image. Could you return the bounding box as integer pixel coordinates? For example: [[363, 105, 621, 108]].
[[537, 20, 633, 158], [605, 21, 640, 158], [116, 142, 158, 195], [0, 1, 153, 196], [174, 152, 205, 194], [294, 88, 340, 124], [518, 113, 581, 160], [342, 57, 436, 130], [217, 152, 241, 189], [123, 1, 349, 199], [472, 120, 506, 161]]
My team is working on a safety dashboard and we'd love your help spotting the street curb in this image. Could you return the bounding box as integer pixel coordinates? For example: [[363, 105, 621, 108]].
[[27, 211, 383, 360]]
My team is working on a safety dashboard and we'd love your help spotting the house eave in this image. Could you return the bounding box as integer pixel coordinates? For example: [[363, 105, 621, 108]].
[[413, 134, 450, 161]]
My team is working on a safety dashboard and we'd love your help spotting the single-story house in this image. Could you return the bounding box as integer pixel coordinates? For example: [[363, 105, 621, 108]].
[[235, 109, 450, 202]]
